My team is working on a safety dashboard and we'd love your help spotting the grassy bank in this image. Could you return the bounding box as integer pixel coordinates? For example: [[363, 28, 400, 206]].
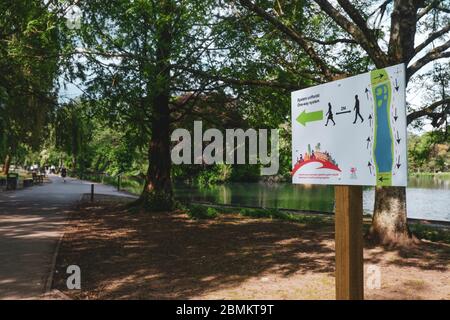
[[409, 223, 450, 244], [79, 173, 144, 195], [409, 172, 450, 178], [186, 204, 450, 244], [186, 204, 333, 225]]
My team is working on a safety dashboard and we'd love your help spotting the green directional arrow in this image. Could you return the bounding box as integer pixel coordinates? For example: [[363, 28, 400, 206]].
[[296, 109, 323, 126]]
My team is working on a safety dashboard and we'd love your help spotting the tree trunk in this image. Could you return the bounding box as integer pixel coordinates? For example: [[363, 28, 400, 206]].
[[369, 187, 415, 246], [138, 2, 174, 212], [3, 154, 11, 175], [369, 0, 425, 246], [139, 96, 174, 211], [72, 156, 77, 173]]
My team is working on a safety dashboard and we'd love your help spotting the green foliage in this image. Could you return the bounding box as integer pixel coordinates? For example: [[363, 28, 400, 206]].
[[186, 205, 218, 220], [196, 164, 233, 186], [230, 164, 260, 182], [408, 129, 450, 173], [0, 0, 60, 163], [194, 163, 261, 187], [88, 126, 139, 176], [409, 224, 450, 244], [51, 100, 145, 176], [240, 208, 274, 218], [186, 204, 330, 223], [277, 124, 293, 179], [55, 102, 91, 170]]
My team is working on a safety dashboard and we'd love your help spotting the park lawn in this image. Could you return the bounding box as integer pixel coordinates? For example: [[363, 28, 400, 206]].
[[53, 196, 450, 300]]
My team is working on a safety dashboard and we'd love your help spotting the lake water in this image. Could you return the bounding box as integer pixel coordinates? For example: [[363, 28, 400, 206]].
[[174, 175, 450, 222]]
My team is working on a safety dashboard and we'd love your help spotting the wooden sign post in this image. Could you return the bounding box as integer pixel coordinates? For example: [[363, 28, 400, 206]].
[[334, 185, 364, 300], [291, 64, 408, 300]]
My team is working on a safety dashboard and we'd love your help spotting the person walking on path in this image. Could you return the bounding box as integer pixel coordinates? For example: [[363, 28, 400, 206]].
[[61, 167, 67, 183], [353, 95, 364, 124], [325, 102, 336, 126]]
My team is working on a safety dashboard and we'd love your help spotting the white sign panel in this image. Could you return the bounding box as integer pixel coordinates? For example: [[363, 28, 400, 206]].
[[291, 63, 407, 187]]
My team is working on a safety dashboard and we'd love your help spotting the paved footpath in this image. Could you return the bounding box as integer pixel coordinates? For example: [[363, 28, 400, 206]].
[[0, 175, 134, 299]]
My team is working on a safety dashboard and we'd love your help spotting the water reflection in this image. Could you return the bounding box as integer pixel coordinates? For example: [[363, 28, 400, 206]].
[[176, 183, 334, 213], [174, 175, 450, 222], [408, 175, 450, 189]]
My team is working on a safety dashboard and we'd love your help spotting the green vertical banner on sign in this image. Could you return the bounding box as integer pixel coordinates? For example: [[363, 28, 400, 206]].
[[371, 69, 394, 186]]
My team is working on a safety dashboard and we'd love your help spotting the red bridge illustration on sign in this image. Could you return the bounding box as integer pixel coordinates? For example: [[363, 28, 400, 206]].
[[292, 143, 341, 176]]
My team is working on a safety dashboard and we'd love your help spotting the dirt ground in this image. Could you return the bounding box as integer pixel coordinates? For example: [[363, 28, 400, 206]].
[[53, 197, 450, 300]]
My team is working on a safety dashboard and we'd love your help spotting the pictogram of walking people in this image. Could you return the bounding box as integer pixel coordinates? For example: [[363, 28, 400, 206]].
[[324, 93, 364, 126], [353, 94, 364, 124], [325, 102, 335, 126]]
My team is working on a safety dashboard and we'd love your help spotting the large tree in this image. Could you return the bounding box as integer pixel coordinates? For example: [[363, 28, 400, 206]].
[[71, 0, 231, 210], [227, 0, 450, 245], [0, 0, 61, 174]]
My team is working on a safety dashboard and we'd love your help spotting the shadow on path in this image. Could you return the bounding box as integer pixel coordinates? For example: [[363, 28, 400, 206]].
[[0, 176, 133, 299], [53, 199, 449, 300]]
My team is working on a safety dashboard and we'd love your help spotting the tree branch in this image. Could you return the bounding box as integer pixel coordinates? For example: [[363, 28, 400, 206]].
[[414, 23, 450, 54], [304, 37, 357, 45], [182, 67, 303, 90], [239, 0, 340, 80], [436, 6, 450, 14], [314, 0, 389, 67], [337, 0, 372, 37], [408, 40, 450, 79], [417, 0, 440, 20], [407, 97, 450, 124]]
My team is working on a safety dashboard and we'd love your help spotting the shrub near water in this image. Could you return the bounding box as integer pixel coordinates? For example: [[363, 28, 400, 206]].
[[410, 224, 450, 244], [187, 204, 219, 220], [240, 208, 285, 219]]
